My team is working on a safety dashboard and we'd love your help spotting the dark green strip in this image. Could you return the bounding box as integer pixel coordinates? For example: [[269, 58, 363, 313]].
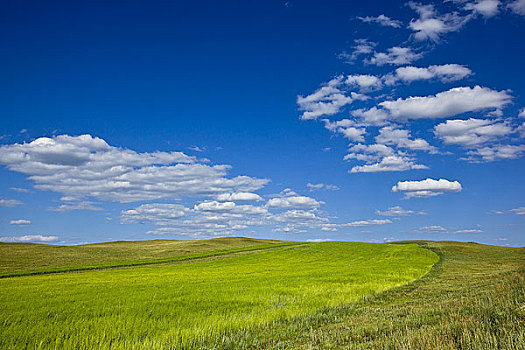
[[0, 242, 302, 278]]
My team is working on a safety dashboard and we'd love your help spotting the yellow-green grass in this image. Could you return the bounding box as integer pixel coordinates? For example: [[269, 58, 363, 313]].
[[0, 241, 437, 349], [215, 241, 525, 349], [0, 237, 289, 277]]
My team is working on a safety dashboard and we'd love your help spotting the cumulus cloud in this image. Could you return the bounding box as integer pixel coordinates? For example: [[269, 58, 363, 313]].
[[379, 86, 512, 120], [297, 77, 356, 120], [464, 144, 525, 162], [0, 199, 23, 207], [470, 0, 501, 17], [9, 219, 31, 225], [0, 235, 59, 242], [376, 206, 426, 216], [0, 135, 269, 204], [346, 74, 383, 91], [307, 183, 340, 191], [323, 119, 366, 142], [48, 201, 103, 212], [338, 39, 377, 63], [415, 225, 447, 233], [350, 155, 428, 173], [376, 126, 437, 152], [358, 14, 403, 28], [350, 107, 390, 126], [408, 2, 471, 42], [508, 0, 525, 15], [510, 206, 525, 215], [455, 229, 483, 233], [266, 195, 322, 209], [306, 238, 333, 242], [367, 46, 423, 66], [216, 192, 263, 202], [394, 64, 472, 83], [392, 178, 462, 198], [434, 118, 513, 147]]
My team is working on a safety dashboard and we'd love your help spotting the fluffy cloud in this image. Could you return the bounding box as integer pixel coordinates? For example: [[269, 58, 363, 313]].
[[508, 0, 525, 15], [394, 64, 472, 83], [321, 219, 392, 231], [392, 178, 462, 198], [307, 183, 340, 191], [339, 39, 377, 63], [358, 14, 402, 28], [376, 126, 437, 152], [468, 0, 501, 17], [408, 2, 471, 42], [345, 74, 383, 91], [216, 192, 263, 202], [350, 155, 428, 173], [510, 206, 525, 215], [0, 235, 59, 242], [0, 199, 23, 207], [0, 135, 269, 203], [415, 225, 447, 233], [323, 119, 366, 142], [350, 107, 390, 126], [434, 118, 513, 147], [306, 238, 333, 242], [455, 229, 483, 233], [380, 86, 512, 120], [266, 195, 322, 209], [9, 219, 31, 225], [464, 144, 525, 162], [376, 206, 426, 216], [49, 201, 103, 212], [297, 77, 355, 120], [367, 46, 423, 66]]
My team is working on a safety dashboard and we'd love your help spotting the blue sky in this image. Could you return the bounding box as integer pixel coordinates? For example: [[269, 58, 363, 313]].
[[1, 0, 524, 246]]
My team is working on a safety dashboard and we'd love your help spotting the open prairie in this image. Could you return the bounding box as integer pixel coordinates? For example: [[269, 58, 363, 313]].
[[1, 238, 523, 349], [0, 239, 439, 349]]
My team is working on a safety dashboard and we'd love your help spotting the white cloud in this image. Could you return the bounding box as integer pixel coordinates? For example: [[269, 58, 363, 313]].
[[322, 219, 393, 231], [216, 192, 263, 202], [350, 155, 428, 173], [297, 77, 354, 120], [345, 74, 383, 91], [358, 14, 403, 28], [376, 126, 437, 152], [464, 0, 500, 18], [306, 238, 333, 242], [0, 235, 59, 242], [509, 0, 525, 15], [0, 135, 269, 203], [434, 118, 513, 147], [0, 199, 23, 207], [307, 183, 340, 191], [266, 195, 322, 209], [408, 2, 471, 42], [323, 119, 366, 142], [376, 206, 426, 216], [519, 108, 525, 118], [338, 39, 377, 63], [510, 207, 525, 215], [9, 219, 31, 225], [350, 107, 390, 126], [394, 64, 472, 83], [380, 86, 512, 120], [392, 178, 462, 199], [9, 187, 30, 193], [455, 229, 483, 233], [368, 46, 423, 66], [345, 143, 396, 163], [48, 201, 103, 212], [464, 144, 525, 162], [415, 225, 447, 233]]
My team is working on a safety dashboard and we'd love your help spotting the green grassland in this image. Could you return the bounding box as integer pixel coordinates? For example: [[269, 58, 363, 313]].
[[0, 239, 523, 349], [0, 240, 437, 349]]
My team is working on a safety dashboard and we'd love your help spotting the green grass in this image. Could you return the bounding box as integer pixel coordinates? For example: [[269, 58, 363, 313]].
[[0, 240, 437, 349], [0, 237, 285, 275]]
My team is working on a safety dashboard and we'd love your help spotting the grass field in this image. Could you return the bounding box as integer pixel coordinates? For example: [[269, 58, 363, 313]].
[[0, 240, 438, 349]]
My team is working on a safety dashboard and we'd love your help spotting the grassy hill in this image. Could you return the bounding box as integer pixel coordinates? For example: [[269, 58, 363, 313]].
[[0, 238, 523, 349]]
